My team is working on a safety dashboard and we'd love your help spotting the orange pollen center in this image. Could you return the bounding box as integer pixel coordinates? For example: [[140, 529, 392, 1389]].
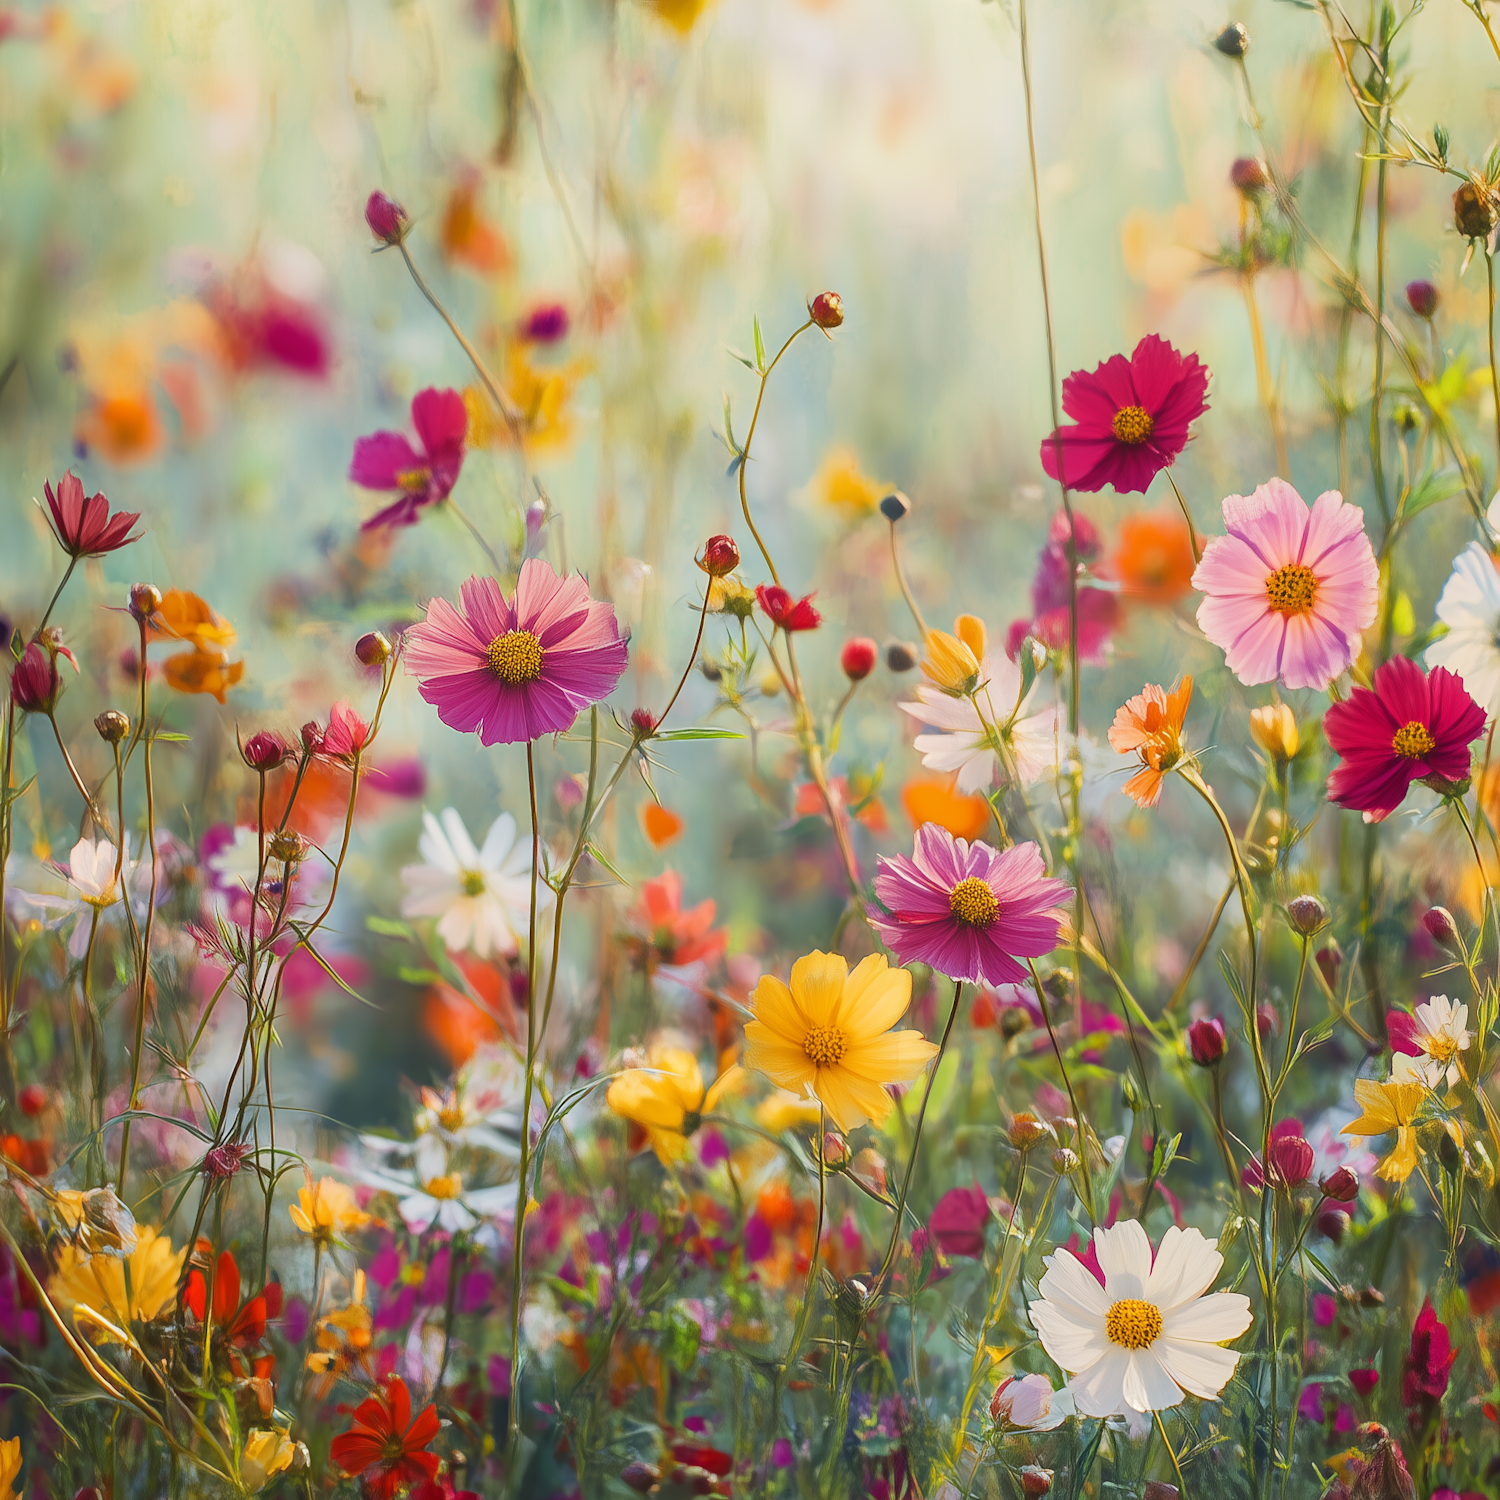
[[1265, 563, 1318, 615], [1105, 1298, 1163, 1349], [486, 629, 544, 684], [1112, 406, 1155, 444], [949, 876, 999, 928], [437, 1105, 466, 1132], [1424, 1033, 1459, 1064], [803, 1025, 848, 1067], [1392, 721, 1435, 760], [423, 1173, 464, 1201], [396, 466, 431, 493]]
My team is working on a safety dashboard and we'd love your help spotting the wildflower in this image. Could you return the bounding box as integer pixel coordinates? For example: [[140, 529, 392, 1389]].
[[404, 560, 629, 745], [1341, 1079, 1424, 1183], [1324, 657, 1486, 822], [1250, 702, 1300, 762], [901, 774, 992, 841], [399, 807, 540, 960], [990, 1372, 1074, 1431], [0, 1439, 17, 1500], [1111, 510, 1196, 604], [13, 836, 134, 958], [1029, 1220, 1252, 1416], [756, 584, 821, 632], [1395, 995, 1471, 1091], [40, 472, 141, 558], [1285, 894, 1328, 937], [809, 291, 844, 329], [872, 827, 1069, 988], [239, 731, 291, 772], [241, 1430, 299, 1492], [742, 951, 938, 1133], [1018, 511, 1121, 663], [288, 1175, 371, 1246], [1038, 335, 1209, 493], [94, 709, 129, 743], [922, 622, 983, 695], [1402, 1300, 1455, 1415], [1187, 1017, 1226, 1067], [356, 631, 393, 667], [330, 1376, 441, 1500], [628, 869, 728, 971], [359, 1158, 514, 1235], [183, 1249, 284, 1350], [365, 190, 408, 245], [699, 534, 741, 577], [9, 643, 65, 715], [145, 588, 244, 703], [304, 1270, 375, 1397], [841, 637, 877, 681], [1406, 281, 1440, 319], [49, 1226, 185, 1341], [1107, 677, 1193, 809], [1321, 1166, 1359, 1202], [162, 648, 245, 703], [351, 388, 469, 531], [1192, 479, 1379, 691], [1426, 541, 1500, 715], [928, 1184, 990, 1259], [1230, 156, 1270, 195], [811, 447, 879, 515], [606, 1045, 743, 1163]]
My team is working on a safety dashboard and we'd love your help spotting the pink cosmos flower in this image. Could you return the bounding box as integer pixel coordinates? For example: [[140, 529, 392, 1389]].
[[41, 472, 141, 558], [1191, 479, 1379, 690], [1039, 335, 1209, 493], [351, 388, 469, 530], [321, 703, 371, 760], [1324, 656, 1486, 822], [403, 559, 629, 745], [871, 824, 1071, 987]]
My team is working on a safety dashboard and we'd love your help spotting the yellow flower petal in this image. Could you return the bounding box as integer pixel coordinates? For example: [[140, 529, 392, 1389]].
[[750, 973, 809, 1044], [743, 1025, 816, 1094], [813, 1068, 895, 1133], [1376, 1127, 1417, 1183], [788, 951, 849, 1029], [841, 1029, 941, 1084], [840, 961, 913, 1041], [606, 1072, 687, 1131]]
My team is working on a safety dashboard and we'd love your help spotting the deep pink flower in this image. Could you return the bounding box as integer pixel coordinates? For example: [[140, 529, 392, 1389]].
[[756, 585, 821, 632], [871, 825, 1071, 987], [10, 643, 62, 714], [1402, 1299, 1455, 1411], [927, 1184, 990, 1260], [351, 388, 469, 530], [1350, 1368, 1379, 1397], [365, 191, 408, 245], [1243, 1119, 1311, 1190], [1325, 657, 1486, 822], [1191, 479, 1379, 690], [41, 472, 141, 558], [519, 303, 569, 343], [1010, 511, 1120, 664], [1187, 1016, 1227, 1066], [320, 703, 370, 759], [403, 559, 629, 745], [1038, 335, 1209, 493]]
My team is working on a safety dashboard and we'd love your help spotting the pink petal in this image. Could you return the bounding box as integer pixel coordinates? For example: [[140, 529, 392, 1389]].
[[350, 432, 421, 491], [410, 387, 469, 458], [458, 575, 514, 642], [1218, 606, 1287, 686], [1280, 609, 1358, 691], [1221, 479, 1308, 571]]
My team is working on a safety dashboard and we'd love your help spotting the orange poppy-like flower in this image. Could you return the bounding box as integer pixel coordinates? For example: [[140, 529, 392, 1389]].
[[900, 774, 991, 842], [422, 955, 516, 1066], [1107, 677, 1193, 809], [1112, 510, 1196, 604], [330, 1376, 440, 1499], [642, 803, 685, 850], [145, 590, 245, 704], [162, 649, 245, 704]]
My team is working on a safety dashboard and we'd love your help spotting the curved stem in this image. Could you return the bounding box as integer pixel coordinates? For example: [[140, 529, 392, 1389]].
[[1164, 470, 1202, 564], [736, 321, 814, 583], [32, 557, 79, 642], [1025, 956, 1096, 1223], [656, 593, 711, 728], [888, 519, 928, 639]]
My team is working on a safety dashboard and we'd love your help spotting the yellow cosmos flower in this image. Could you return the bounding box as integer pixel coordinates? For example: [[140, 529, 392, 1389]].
[[1341, 1078, 1425, 1183], [242, 1430, 298, 1492], [289, 1175, 371, 1246], [743, 952, 939, 1133], [755, 1090, 825, 1134], [0, 1437, 20, 1500], [813, 447, 882, 517], [49, 1225, 185, 1341], [607, 1045, 743, 1163], [922, 627, 982, 696], [1249, 703, 1299, 762]]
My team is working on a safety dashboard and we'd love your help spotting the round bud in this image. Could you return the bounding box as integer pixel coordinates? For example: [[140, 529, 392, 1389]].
[[1405, 280, 1440, 319], [1187, 1016, 1227, 1068], [1214, 21, 1249, 56], [365, 191, 408, 245], [128, 583, 162, 621], [240, 731, 290, 773], [355, 630, 392, 667], [1317, 1207, 1350, 1244], [809, 291, 844, 329], [1285, 894, 1328, 937], [1008, 1112, 1054, 1151], [1143, 1484, 1180, 1500], [1422, 905, 1460, 949], [1455, 181, 1496, 241], [999, 1005, 1030, 1039], [1230, 156, 1269, 195], [621, 1462, 660, 1494], [17, 1085, 49, 1117], [699, 535, 741, 577], [1316, 941, 1342, 989], [1051, 1147, 1080, 1174], [822, 1132, 849, 1168], [758, 671, 782, 698], [1256, 1002, 1279, 1039], [840, 637, 878, 682], [1319, 1166, 1359, 1203], [1041, 967, 1073, 1002], [300, 721, 325, 754], [879, 490, 911, 523], [699, 658, 723, 683], [885, 640, 918, 674], [1020, 1467, 1053, 1497], [94, 709, 130, 744], [268, 829, 308, 865], [630, 708, 657, 737], [1267, 1132, 1315, 1188]]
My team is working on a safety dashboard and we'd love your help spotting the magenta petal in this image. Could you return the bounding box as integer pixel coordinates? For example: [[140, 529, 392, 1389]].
[[350, 431, 421, 490], [410, 387, 469, 456]]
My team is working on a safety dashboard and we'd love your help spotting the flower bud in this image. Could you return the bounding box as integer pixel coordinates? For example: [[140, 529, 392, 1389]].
[[699, 535, 740, 577], [1357, 1286, 1384, 1308], [822, 1132, 849, 1168], [268, 829, 308, 865], [621, 1462, 660, 1494], [1041, 967, 1073, 1002], [630, 708, 657, 737], [1000, 1005, 1031, 1039], [9, 644, 61, 715], [1349, 1368, 1379, 1397], [1438, 1124, 1464, 1174], [203, 1141, 252, 1181], [1143, 1485, 1179, 1500], [885, 640, 918, 674], [1051, 1147, 1079, 1174], [699, 657, 723, 683], [1422, 905, 1460, 950], [1316, 940, 1342, 989], [1230, 156, 1270, 195], [809, 291, 844, 330], [94, 709, 130, 744], [1419, 771, 1473, 799], [1256, 1003, 1279, 1039], [841, 637, 878, 682], [1008, 1111, 1054, 1151], [365, 190, 408, 245], [709, 576, 756, 620], [922, 628, 981, 695], [1286, 894, 1328, 937], [1249, 702, 1299, 762], [1268, 1132, 1315, 1188], [758, 670, 782, 698], [1405, 280, 1440, 319], [1320, 1165, 1359, 1202], [240, 731, 290, 773], [1317, 1206, 1350, 1243], [1020, 1467, 1053, 1497], [300, 721, 325, 754], [128, 582, 162, 621], [880, 490, 911, 523], [1455, 181, 1495, 240], [1214, 21, 1249, 56], [17, 1085, 49, 1117], [1187, 1016, 1227, 1067], [355, 630, 392, 667]]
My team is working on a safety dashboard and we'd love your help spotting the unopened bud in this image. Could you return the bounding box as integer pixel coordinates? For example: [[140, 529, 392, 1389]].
[[1051, 1147, 1079, 1174], [1230, 156, 1269, 195], [300, 722, 324, 754], [809, 291, 844, 330], [1455, 181, 1496, 240], [1285, 894, 1328, 937], [240, 731, 290, 773], [129, 582, 162, 621], [1187, 1016, 1227, 1067], [1214, 21, 1249, 56], [822, 1132, 849, 1168], [1020, 1467, 1053, 1497], [1405, 280, 1440, 319], [1422, 905, 1460, 949], [1143, 1484, 1180, 1500], [841, 637, 877, 682], [355, 630, 392, 667], [1267, 1132, 1314, 1188], [94, 709, 129, 744], [1320, 1166, 1359, 1203], [268, 829, 308, 865], [1317, 1206, 1350, 1243], [1316, 941, 1342, 989], [699, 658, 723, 683], [1438, 1124, 1464, 1174], [699, 535, 740, 577], [1249, 702, 1299, 761], [365, 191, 408, 245], [885, 640, 918, 674], [621, 1462, 659, 1494], [1008, 1112, 1054, 1151], [879, 490, 911, 523], [630, 708, 657, 737], [1042, 967, 1073, 1002]]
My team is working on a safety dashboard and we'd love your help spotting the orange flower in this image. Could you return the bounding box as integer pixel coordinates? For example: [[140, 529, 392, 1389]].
[[150, 590, 238, 652], [77, 390, 162, 464], [162, 649, 245, 704], [900, 774, 991, 841], [440, 177, 511, 276], [1107, 677, 1193, 809], [1112, 511, 1196, 604], [422, 955, 516, 1065], [642, 803, 685, 849]]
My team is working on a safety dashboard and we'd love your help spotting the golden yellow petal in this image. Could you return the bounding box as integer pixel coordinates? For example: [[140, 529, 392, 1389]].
[[813, 1066, 894, 1133], [702, 1064, 745, 1114], [744, 1024, 817, 1094], [789, 950, 849, 1029], [1375, 1128, 1417, 1183], [841, 965, 914, 1042], [750, 973, 809, 1045], [840, 1029, 940, 1084], [607, 1071, 687, 1131], [649, 1046, 705, 1111]]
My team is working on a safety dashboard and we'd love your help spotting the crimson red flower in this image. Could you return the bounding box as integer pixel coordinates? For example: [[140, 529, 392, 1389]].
[[331, 1376, 441, 1499], [1403, 1300, 1455, 1417], [41, 472, 141, 559], [756, 584, 821, 632], [1039, 335, 1209, 493], [1243, 1119, 1311, 1189], [1325, 656, 1486, 823], [365, 191, 409, 245], [10, 644, 63, 715], [840, 637, 877, 681], [183, 1249, 284, 1350], [1187, 1016, 1226, 1067], [927, 1183, 990, 1260]]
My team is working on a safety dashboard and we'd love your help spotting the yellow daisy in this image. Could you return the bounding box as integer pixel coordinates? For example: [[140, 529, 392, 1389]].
[[607, 1045, 743, 1163], [289, 1175, 372, 1246], [0, 1436, 20, 1500], [49, 1225, 185, 1341], [1341, 1077, 1425, 1183], [743, 951, 938, 1133]]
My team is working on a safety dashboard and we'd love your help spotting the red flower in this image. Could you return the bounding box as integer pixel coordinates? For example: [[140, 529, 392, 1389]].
[[1039, 334, 1209, 493], [927, 1184, 990, 1260], [41, 472, 141, 559], [350, 388, 469, 531], [184, 1249, 284, 1349], [365, 191, 409, 246], [1187, 1016, 1226, 1067], [1242, 1119, 1311, 1190], [1325, 657, 1486, 823], [840, 637, 877, 681], [1009, 511, 1120, 664], [9, 643, 64, 715], [1402, 1299, 1455, 1411], [629, 871, 727, 968], [331, 1376, 441, 1499], [755, 584, 821, 632]]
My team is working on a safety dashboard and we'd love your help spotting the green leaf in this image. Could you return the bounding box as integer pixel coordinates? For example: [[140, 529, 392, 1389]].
[[752, 315, 766, 373], [653, 727, 744, 741], [366, 915, 416, 939], [1151, 1131, 1183, 1178], [583, 842, 629, 887], [1, 774, 36, 808], [397, 966, 445, 986], [724, 346, 755, 372], [663, 1306, 702, 1372], [1399, 466, 1465, 525], [721, 392, 738, 455]]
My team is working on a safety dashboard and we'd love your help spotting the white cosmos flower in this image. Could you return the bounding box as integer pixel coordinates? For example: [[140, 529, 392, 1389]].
[[13, 836, 148, 958], [990, 1371, 1074, 1431], [399, 808, 547, 959], [358, 1158, 515, 1235], [899, 651, 1059, 794], [1030, 1220, 1252, 1417], [360, 1080, 521, 1183], [1407, 994, 1472, 1091], [1427, 541, 1500, 715]]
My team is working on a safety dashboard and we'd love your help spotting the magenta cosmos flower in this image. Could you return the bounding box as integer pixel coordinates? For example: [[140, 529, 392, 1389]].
[[351, 387, 468, 530], [1191, 479, 1379, 691], [871, 824, 1071, 987], [1324, 656, 1485, 822], [1039, 335, 1209, 494], [404, 559, 629, 745], [41, 472, 141, 559]]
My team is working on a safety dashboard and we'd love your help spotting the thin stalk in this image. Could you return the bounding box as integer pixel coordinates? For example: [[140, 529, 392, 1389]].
[[1488, 248, 1500, 476], [1164, 471, 1201, 564], [889, 519, 929, 638], [31, 557, 79, 642], [1155, 1410, 1191, 1499]]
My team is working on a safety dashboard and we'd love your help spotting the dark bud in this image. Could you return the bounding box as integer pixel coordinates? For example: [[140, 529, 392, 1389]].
[[1187, 1016, 1227, 1067], [1286, 894, 1328, 937], [1419, 771, 1473, 799], [1421, 905, 1460, 949], [1214, 21, 1250, 57], [885, 640, 918, 674], [1230, 156, 1270, 195], [880, 490, 911, 522], [1320, 1165, 1360, 1203], [699, 535, 740, 577], [1041, 967, 1073, 1002], [365, 190, 409, 245], [1438, 1127, 1463, 1175], [841, 637, 878, 682], [300, 721, 325, 754], [630, 708, 657, 737], [809, 291, 844, 330], [1454, 181, 1496, 241], [1144, 1485, 1180, 1500], [1256, 1002, 1279, 1039], [355, 630, 392, 667], [1357, 1286, 1385, 1309], [94, 709, 130, 744], [128, 582, 162, 621], [1267, 1133, 1315, 1188], [1317, 1206, 1350, 1243], [621, 1461, 660, 1494], [999, 1005, 1031, 1039], [240, 731, 290, 773], [1316, 940, 1343, 989], [203, 1141, 252, 1180], [699, 658, 723, 683], [1405, 280, 1440, 319]]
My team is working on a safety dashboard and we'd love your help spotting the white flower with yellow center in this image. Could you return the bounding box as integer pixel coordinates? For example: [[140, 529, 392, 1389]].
[[1030, 1220, 1252, 1417], [358, 1158, 515, 1235], [1409, 994, 1472, 1091]]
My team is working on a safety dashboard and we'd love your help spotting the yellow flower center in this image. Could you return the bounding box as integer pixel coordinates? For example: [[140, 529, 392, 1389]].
[[949, 876, 999, 928], [460, 870, 488, 897], [1265, 563, 1318, 616], [1105, 1297, 1163, 1349], [437, 1104, 466, 1132], [1112, 406, 1155, 444], [1424, 1033, 1459, 1064], [1392, 721, 1435, 760], [803, 1025, 848, 1067], [397, 466, 432, 493], [423, 1173, 464, 1201], [486, 629, 544, 684]]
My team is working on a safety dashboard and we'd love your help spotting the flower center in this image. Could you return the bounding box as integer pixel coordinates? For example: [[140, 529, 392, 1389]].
[[1105, 1298, 1163, 1350], [486, 629, 544, 684], [437, 1104, 466, 1132], [949, 876, 999, 928], [1424, 1034, 1459, 1064], [803, 1025, 848, 1067], [1392, 721, 1435, 760], [460, 870, 488, 897], [1265, 563, 1318, 616], [423, 1172, 464, 1201], [1112, 406, 1154, 444], [396, 466, 432, 493]]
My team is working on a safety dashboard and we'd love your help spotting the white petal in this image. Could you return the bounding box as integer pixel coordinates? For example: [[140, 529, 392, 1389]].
[[436, 903, 477, 955], [1123, 1347, 1182, 1413], [1161, 1291, 1252, 1343], [1095, 1220, 1152, 1297], [439, 808, 482, 869], [1031, 1300, 1109, 1372], [1067, 1349, 1130, 1418], [1155, 1336, 1241, 1400], [1038, 1249, 1111, 1318], [479, 812, 518, 869], [417, 810, 459, 872], [1145, 1225, 1221, 1310]]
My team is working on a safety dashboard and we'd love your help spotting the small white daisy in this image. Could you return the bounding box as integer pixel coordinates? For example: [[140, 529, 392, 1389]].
[[1409, 994, 1472, 1091], [358, 1158, 515, 1235], [1030, 1220, 1252, 1417], [1426, 540, 1500, 715]]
